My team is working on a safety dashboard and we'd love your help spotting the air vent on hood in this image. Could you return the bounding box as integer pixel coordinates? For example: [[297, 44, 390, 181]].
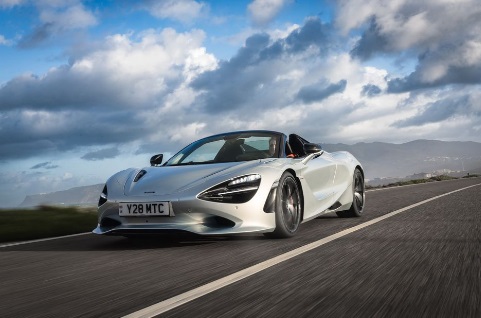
[[134, 170, 147, 182]]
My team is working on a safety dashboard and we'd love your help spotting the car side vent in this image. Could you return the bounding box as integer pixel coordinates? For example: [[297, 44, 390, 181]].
[[328, 201, 342, 210]]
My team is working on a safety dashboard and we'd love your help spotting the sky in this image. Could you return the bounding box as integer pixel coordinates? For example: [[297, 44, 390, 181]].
[[1, 0, 481, 207]]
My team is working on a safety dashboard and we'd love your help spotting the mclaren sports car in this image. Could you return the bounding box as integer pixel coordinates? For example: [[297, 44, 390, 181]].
[[93, 130, 365, 238]]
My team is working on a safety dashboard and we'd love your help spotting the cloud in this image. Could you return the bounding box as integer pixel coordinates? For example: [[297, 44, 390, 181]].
[[4, 12, 480, 170], [392, 95, 475, 127], [0, 0, 25, 8], [361, 84, 382, 97], [248, 0, 292, 26], [191, 17, 333, 113], [30, 161, 59, 169], [387, 43, 481, 92], [2, 29, 215, 112], [337, 0, 481, 92], [39, 3, 97, 30], [296, 80, 347, 103], [0, 28, 217, 160], [0, 34, 13, 46], [81, 147, 120, 161], [17, 1, 97, 48], [143, 0, 207, 24], [17, 23, 55, 49], [349, 19, 389, 61]]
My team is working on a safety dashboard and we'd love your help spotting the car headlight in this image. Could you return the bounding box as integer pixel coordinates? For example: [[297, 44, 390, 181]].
[[98, 184, 108, 207], [197, 174, 261, 204]]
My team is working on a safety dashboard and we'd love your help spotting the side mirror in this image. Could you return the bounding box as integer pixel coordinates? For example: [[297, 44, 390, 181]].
[[303, 143, 322, 154], [150, 154, 163, 166]]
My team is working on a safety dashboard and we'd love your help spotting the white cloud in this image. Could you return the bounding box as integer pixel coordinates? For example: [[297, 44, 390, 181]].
[[0, 34, 12, 46], [336, 0, 481, 90], [248, 0, 293, 26], [39, 3, 97, 30], [14, 0, 97, 48], [0, 28, 217, 160], [0, 0, 25, 8], [338, 0, 481, 52], [146, 0, 207, 24]]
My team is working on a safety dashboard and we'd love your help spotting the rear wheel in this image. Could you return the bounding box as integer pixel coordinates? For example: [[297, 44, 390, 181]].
[[264, 172, 302, 238], [337, 168, 365, 218]]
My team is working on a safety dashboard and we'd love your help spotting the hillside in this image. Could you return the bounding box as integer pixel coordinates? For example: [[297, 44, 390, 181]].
[[323, 140, 481, 179], [19, 184, 104, 208]]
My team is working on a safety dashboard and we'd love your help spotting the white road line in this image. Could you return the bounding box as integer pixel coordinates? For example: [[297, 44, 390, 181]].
[[123, 182, 481, 318], [0, 232, 90, 248]]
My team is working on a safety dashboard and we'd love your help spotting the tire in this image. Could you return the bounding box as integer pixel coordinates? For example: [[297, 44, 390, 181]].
[[337, 168, 365, 218], [264, 172, 302, 238]]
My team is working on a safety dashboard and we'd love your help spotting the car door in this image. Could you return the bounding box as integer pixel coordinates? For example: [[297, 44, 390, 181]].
[[298, 152, 338, 220]]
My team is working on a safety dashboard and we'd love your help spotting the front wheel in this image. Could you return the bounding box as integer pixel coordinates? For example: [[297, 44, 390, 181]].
[[337, 168, 365, 218], [264, 172, 302, 238]]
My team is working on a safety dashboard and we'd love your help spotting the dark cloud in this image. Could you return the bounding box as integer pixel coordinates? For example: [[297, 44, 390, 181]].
[[284, 18, 332, 54], [296, 80, 347, 103], [14, 2, 97, 49], [135, 143, 161, 155], [392, 95, 472, 127], [0, 68, 131, 112], [388, 58, 481, 93], [30, 162, 59, 169], [0, 140, 57, 163], [361, 84, 382, 97], [0, 28, 214, 161], [344, 1, 481, 93], [0, 109, 149, 160], [17, 23, 54, 49], [81, 147, 120, 161], [350, 19, 389, 60], [191, 17, 332, 113]]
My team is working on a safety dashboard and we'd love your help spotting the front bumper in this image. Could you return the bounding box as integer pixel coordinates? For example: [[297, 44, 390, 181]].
[[93, 196, 276, 236]]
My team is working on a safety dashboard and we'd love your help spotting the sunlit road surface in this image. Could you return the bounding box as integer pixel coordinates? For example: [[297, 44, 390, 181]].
[[1, 178, 480, 318]]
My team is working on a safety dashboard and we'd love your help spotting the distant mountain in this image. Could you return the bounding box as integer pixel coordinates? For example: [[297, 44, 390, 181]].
[[20, 184, 104, 208], [323, 140, 481, 180], [18, 140, 481, 207]]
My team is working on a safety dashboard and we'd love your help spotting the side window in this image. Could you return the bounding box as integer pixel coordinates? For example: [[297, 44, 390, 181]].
[[244, 136, 279, 157], [244, 138, 269, 152]]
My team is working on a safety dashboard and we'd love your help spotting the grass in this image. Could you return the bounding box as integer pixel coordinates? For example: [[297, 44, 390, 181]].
[[0, 205, 98, 244], [390, 175, 458, 187], [462, 174, 479, 179], [366, 174, 477, 190]]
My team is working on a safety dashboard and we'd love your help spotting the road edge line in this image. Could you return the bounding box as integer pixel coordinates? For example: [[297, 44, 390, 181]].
[[0, 232, 90, 248]]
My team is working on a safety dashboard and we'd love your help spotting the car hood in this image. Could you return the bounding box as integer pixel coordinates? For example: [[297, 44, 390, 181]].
[[123, 161, 264, 196]]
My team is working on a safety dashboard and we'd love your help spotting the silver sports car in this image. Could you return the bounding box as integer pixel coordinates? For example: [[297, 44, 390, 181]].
[[93, 130, 365, 238]]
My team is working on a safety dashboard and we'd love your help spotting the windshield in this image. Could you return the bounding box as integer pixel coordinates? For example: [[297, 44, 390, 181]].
[[165, 132, 282, 166]]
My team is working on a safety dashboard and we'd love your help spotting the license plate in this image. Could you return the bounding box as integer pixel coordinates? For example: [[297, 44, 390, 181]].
[[119, 202, 170, 217]]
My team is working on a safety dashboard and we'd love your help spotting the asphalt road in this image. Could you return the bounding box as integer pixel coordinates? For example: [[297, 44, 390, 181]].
[[0, 178, 480, 318]]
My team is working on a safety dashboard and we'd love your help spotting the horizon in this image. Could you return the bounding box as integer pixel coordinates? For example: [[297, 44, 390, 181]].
[[1, 0, 481, 207], [13, 138, 481, 208]]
